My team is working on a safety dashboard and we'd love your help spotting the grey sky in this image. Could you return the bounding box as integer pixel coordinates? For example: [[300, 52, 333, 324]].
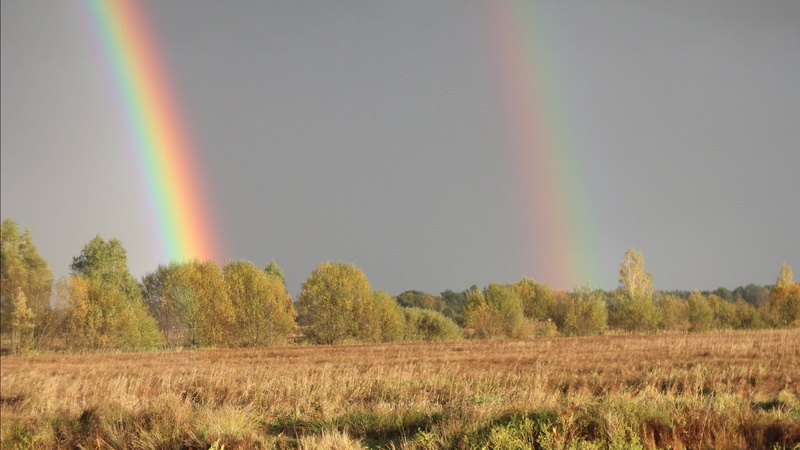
[[2, 0, 799, 296]]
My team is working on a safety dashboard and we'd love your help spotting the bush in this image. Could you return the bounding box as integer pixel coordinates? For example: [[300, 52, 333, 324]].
[[403, 307, 463, 342]]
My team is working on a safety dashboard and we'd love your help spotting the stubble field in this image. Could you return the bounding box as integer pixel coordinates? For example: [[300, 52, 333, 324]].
[[2, 330, 799, 449]]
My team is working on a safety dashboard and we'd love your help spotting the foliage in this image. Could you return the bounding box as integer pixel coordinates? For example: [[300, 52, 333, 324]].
[[513, 277, 557, 322], [144, 260, 235, 347], [708, 294, 740, 329], [61, 275, 161, 350], [609, 248, 660, 332], [396, 290, 467, 326], [298, 262, 374, 344], [224, 260, 297, 346], [264, 258, 286, 285], [687, 291, 713, 332], [439, 289, 468, 325], [658, 294, 690, 332], [0, 219, 54, 350], [61, 236, 162, 350], [562, 285, 608, 336], [464, 283, 528, 339], [402, 307, 463, 341], [373, 290, 406, 342], [618, 247, 654, 300], [776, 263, 794, 290], [8, 288, 35, 354], [769, 263, 799, 328], [70, 235, 141, 303]]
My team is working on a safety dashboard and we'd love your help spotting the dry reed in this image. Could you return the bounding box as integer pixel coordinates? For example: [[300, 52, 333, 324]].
[[2, 330, 798, 449]]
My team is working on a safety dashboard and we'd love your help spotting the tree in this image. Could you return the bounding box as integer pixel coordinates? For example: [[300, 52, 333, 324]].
[[144, 260, 235, 347], [63, 236, 161, 350], [264, 258, 286, 285], [776, 263, 794, 289], [396, 290, 443, 311], [373, 290, 406, 342], [1, 219, 54, 349], [609, 248, 659, 332], [224, 260, 297, 346], [464, 283, 527, 339], [708, 294, 739, 329], [769, 263, 799, 328], [439, 289, 468, 325], [9, 288, 35, 354], [513, 277, 557, 322], [562, 285, 607, 336], [658, 295, 690, 332], [298, 262, 373, 344], [62, 275, 161, 350], [687, 291, 713, 332], [70, 235, 141, 303], [618, 247, 654, 300]]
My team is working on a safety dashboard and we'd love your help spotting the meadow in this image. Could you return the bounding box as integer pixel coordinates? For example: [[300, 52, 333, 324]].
[[1, 330, 798, 449]]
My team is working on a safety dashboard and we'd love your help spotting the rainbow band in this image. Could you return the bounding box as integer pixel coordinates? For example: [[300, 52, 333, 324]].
[[80, 0, 220, 264], [486, 2, 598, 289]]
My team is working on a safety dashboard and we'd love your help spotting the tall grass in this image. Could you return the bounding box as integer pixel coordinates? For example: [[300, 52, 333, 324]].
[[2, 330, 798, 449]]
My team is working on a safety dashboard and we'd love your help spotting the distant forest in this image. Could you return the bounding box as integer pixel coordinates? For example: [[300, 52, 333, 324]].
[[2, 218, 798, 354]]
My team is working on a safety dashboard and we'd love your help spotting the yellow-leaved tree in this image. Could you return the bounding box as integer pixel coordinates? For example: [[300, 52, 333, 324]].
[[769, 263, 799, 328], [1, 219, 55, 352], [464, 283, 528, 339], [143, 260, 235, 347], [63, 236, 161, 350], [223, 260, 297, 346], [298, 261, 374, 344], [609, 248, 660, 332]]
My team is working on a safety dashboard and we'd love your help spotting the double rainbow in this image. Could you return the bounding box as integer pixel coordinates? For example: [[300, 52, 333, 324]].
[[80, 0, 220, 264], [485, 2, 599, 289]]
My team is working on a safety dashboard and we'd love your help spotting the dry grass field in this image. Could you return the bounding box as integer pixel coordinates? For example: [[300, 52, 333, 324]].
[[2, 330, 799, 449]]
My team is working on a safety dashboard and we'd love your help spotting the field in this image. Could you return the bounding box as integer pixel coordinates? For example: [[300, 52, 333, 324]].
[[1, 330, 799, 449]]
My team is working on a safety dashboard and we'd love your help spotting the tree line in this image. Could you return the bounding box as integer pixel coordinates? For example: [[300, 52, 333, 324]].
[[1, 218, 798, 354]]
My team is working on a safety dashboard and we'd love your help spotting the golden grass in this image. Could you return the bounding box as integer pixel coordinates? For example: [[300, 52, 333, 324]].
[[2, 330, 799, 449]]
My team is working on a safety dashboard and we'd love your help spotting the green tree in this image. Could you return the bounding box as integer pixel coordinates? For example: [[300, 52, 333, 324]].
[[298, 262, 373, 344], [396, 290, 443, 311], [1, 219, 55, 349], [70, 236, 141, 302], [264, 258, 286, 285], [439, 289, 468, 325], [687, 291, 713, 332], [224, 260, 297, 346]]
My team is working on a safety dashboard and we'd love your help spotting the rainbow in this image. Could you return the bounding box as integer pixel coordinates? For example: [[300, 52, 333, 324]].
[[485, 2, 599, 290], [79, 0, 221, 264]]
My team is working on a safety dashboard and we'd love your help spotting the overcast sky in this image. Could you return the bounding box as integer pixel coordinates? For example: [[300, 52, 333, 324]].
[[2, 0, 799, 296]]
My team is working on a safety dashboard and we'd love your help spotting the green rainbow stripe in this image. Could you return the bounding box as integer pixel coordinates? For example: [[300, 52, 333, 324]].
[[486, 1, 599, 289], [81, 0, 220, 264]]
